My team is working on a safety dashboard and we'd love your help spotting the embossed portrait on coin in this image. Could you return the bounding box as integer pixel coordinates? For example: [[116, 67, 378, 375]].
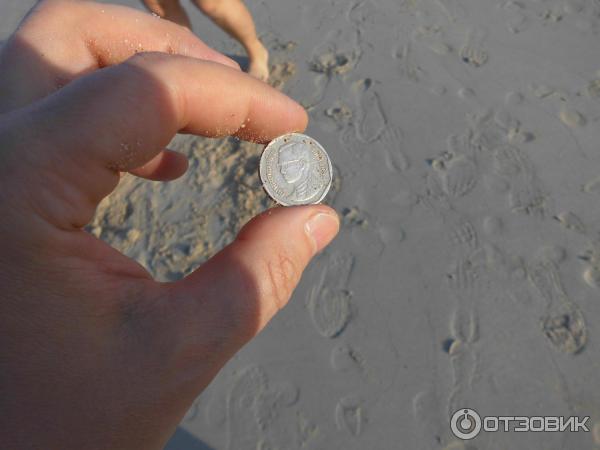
[[277, 142, 321, 201]]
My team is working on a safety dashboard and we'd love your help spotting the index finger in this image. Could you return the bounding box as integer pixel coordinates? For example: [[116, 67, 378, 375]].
[[9, 52, 307, 229], [0, 0, 239, 112]]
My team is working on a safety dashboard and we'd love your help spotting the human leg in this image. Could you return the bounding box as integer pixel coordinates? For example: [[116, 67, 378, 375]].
[[142, 0, 192, 29], [193, 0, 269, 80]]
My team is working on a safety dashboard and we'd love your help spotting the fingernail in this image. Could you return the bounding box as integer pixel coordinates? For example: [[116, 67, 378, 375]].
[[305, 212, 339, 255]]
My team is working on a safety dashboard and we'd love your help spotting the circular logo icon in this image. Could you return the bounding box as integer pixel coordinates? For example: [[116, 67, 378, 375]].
[[450, 408, 482, 440]]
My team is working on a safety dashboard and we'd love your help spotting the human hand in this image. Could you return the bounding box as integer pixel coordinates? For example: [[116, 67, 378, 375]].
[[0, 1, 339, 449]]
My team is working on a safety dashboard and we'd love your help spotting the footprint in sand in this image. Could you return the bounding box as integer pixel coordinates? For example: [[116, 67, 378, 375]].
[[505, 90, 524, 107], [459, 27, 488, 67], [492, 144, 549, 217], [541, 305, 587, 355], [324, 102, 353, 130], [335, 394, 367, 437], [378, 126, 410, 172], [309, 39, 360, 77], [559, 107, 587, 128], [269, 61, 296, 91], [431, 154, 478, 199], [434, 0, 467, 22], [564, 0, 587, 13], [447, 344, 480, 416], [226, 365, 269, 450], [446, 133, 477, 159], [553, 211, 586, 235], [394, 41, 427, 83], [527, 258, 568, 306], [445, 211, 479, 254], [527, 258, 587, 354], [507, 12, 529, 34], [467, 110, 509, 152], [412, 24, 453, 56], [352, 78, 387, 143], [255, 382, 300, 432], [226, 366, 304, 450], [583, 265, 600, 288], [330, 342, 368, 375], [307, 252, 355, 338], [449, 307, 479, 345], [347, 0, 379, 25], [508, 183, 550, 218], [587, 78, 600, 98], [308, 285, 353, 338], [445, 252, 487, 293], [303, 31, 362, 110], [582, 175, 600, 194], [441, 202, 486, 416], [412, 390, 445, 448], [502, 1, 529, 34], [535, 245, 566, 265], [204, 393, 227, 428], [446, 306, 481, 414], [482, 216, 503, 236]]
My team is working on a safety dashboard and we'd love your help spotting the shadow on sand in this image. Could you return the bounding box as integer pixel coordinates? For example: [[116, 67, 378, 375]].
[[225, 53, 249, 72], [164, 427, 215, 450]]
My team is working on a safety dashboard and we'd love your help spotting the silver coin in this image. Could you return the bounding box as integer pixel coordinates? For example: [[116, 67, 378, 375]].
[[259, 133, 333, 206]]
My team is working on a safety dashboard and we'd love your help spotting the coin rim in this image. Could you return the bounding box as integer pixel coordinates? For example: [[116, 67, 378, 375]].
[[259, 133, 333, 206]]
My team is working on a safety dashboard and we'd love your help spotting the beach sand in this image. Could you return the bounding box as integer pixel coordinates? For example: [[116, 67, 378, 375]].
[[2, 0, 600, 448]]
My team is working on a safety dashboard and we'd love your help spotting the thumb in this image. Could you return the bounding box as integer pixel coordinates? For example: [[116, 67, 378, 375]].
[[164, 205, 339, 368]]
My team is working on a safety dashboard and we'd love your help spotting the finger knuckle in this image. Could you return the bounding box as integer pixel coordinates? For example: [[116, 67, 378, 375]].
[[262, 250, 299, 311]]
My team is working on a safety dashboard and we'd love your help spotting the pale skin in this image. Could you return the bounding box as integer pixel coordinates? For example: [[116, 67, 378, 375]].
[[142, 0, 270, 81], [0, 1, 339, 449]]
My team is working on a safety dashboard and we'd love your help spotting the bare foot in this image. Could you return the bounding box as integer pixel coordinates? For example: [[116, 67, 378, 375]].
[[247, 42, 270, 82]]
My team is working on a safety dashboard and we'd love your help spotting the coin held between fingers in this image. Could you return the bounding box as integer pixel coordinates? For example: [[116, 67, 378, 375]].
[[259, 133, 333, 206]]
